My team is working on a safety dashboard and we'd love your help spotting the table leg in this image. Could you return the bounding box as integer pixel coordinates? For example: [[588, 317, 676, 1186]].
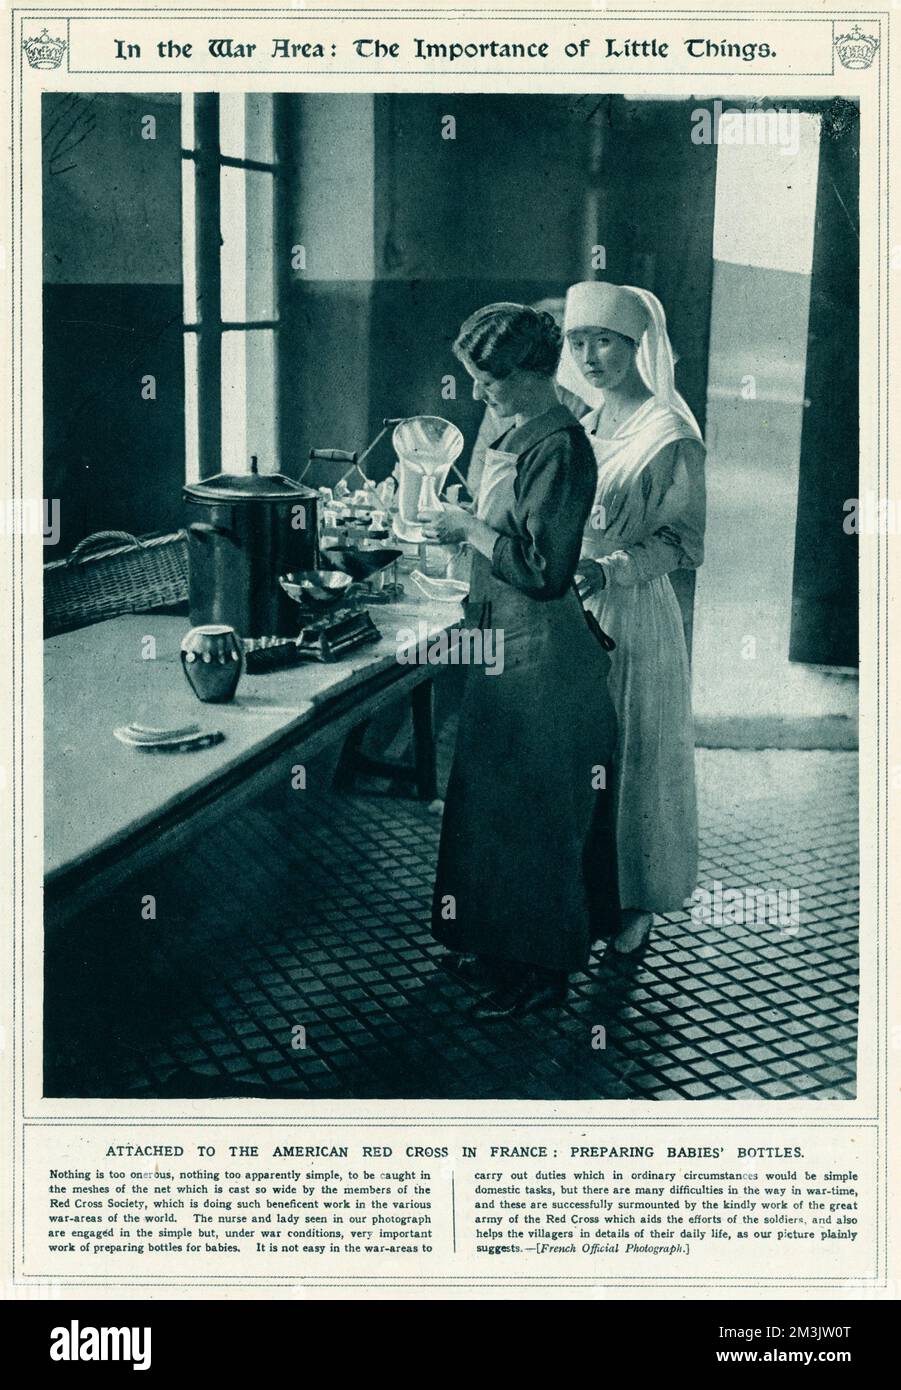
[[411, 677, 437, 802], [333, 719, 370, 792], [333, 679, 437, 800]]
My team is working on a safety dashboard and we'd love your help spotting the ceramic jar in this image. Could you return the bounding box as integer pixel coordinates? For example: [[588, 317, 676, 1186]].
[[180, 624, 244, 703]]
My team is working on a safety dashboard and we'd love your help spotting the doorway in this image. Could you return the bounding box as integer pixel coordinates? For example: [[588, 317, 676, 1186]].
[[692, 103, 858, 736]]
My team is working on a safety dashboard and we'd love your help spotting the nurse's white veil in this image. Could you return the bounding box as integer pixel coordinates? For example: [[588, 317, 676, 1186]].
[[623, 285, 704, 442]]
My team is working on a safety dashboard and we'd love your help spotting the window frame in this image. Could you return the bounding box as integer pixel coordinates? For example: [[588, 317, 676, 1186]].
[[181, 93, 282, 481]]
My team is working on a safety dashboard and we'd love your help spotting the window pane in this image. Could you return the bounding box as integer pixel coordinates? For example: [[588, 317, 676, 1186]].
[[181, 150, 199, 323], [219, 92, 245, 160], [245, 95, 274, 164], [220, 166, 275, 322], [218, 93, 274, 163], [183, 332, 200, 484], [220, 165, 247, 321], [245, 169, 275, 321], [245, 330, 277, 469], [180, 92, 195, 150], [221, 330, 277, 476], [221, 331, 248, 474]]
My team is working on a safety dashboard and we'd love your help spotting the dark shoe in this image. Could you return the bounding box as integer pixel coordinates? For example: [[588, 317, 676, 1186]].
[[470, 969, 568, 1020], [436, 951, 493, 988]]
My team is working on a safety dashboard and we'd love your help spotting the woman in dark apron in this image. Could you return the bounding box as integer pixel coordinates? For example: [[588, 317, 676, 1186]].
[[420, 303, 620, 1019]]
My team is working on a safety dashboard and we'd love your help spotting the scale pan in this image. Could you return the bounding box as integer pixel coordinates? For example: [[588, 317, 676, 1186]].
[[325, 547, 403, 582], [279, 570, 354, 606]]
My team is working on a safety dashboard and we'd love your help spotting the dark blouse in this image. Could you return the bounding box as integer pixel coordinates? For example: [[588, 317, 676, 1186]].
[[487, 405, 598, 602]]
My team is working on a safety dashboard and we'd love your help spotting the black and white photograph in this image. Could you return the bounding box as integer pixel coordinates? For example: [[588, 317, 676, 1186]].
[[40, 87, 860, 1105]]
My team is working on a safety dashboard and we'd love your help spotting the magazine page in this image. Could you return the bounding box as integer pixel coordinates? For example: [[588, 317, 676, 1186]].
[[0, 0, 897, 1322]]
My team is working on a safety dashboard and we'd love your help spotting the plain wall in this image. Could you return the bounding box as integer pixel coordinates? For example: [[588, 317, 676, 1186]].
[[43, 92, 185, 552], [278, 93, 593, 488]]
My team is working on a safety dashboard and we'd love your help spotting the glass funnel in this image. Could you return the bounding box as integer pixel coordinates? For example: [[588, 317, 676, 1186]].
[[392, 416, 464, 528]]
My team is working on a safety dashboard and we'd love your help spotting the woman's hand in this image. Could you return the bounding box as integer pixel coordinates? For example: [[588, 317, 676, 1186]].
[[418, 504, 475, 546], [575, 559, 607, 599]]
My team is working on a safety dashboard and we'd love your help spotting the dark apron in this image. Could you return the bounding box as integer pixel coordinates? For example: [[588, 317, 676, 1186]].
[[431, 447, 620, 973]]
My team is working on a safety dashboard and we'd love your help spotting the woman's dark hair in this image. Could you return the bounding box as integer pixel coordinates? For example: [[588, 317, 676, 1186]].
[[453, 302, 562, 380]]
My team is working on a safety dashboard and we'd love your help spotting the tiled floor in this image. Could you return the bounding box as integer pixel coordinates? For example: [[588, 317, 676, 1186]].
[[45, 746, 858, 1101]]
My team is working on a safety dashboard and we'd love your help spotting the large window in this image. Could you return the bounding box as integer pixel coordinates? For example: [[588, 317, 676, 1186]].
[[181, 94, 279, 480]]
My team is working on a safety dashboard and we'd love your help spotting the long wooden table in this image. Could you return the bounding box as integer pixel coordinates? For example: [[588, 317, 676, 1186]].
[[44, 597, 462, 924]]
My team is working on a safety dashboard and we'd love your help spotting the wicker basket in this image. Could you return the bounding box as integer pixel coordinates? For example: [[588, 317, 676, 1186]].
[[44, 529, 189, 637]]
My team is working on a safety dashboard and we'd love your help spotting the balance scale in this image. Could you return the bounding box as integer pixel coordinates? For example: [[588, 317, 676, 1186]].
[[243, 548, 400, 670]]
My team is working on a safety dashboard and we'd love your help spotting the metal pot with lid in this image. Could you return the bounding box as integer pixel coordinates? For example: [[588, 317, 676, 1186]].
[[184, 457, 320, 638]]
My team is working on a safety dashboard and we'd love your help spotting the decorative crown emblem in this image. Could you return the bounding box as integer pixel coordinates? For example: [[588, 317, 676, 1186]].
[[23, 28, 67, 70], [834, 24, 879, 70]]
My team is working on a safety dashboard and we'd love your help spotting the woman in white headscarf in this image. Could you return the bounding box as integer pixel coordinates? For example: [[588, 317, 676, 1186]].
[[563, 281, 707, 955]]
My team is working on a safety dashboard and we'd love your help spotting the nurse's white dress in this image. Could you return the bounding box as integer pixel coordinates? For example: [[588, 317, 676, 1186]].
[[580, 397, 706, 913]]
